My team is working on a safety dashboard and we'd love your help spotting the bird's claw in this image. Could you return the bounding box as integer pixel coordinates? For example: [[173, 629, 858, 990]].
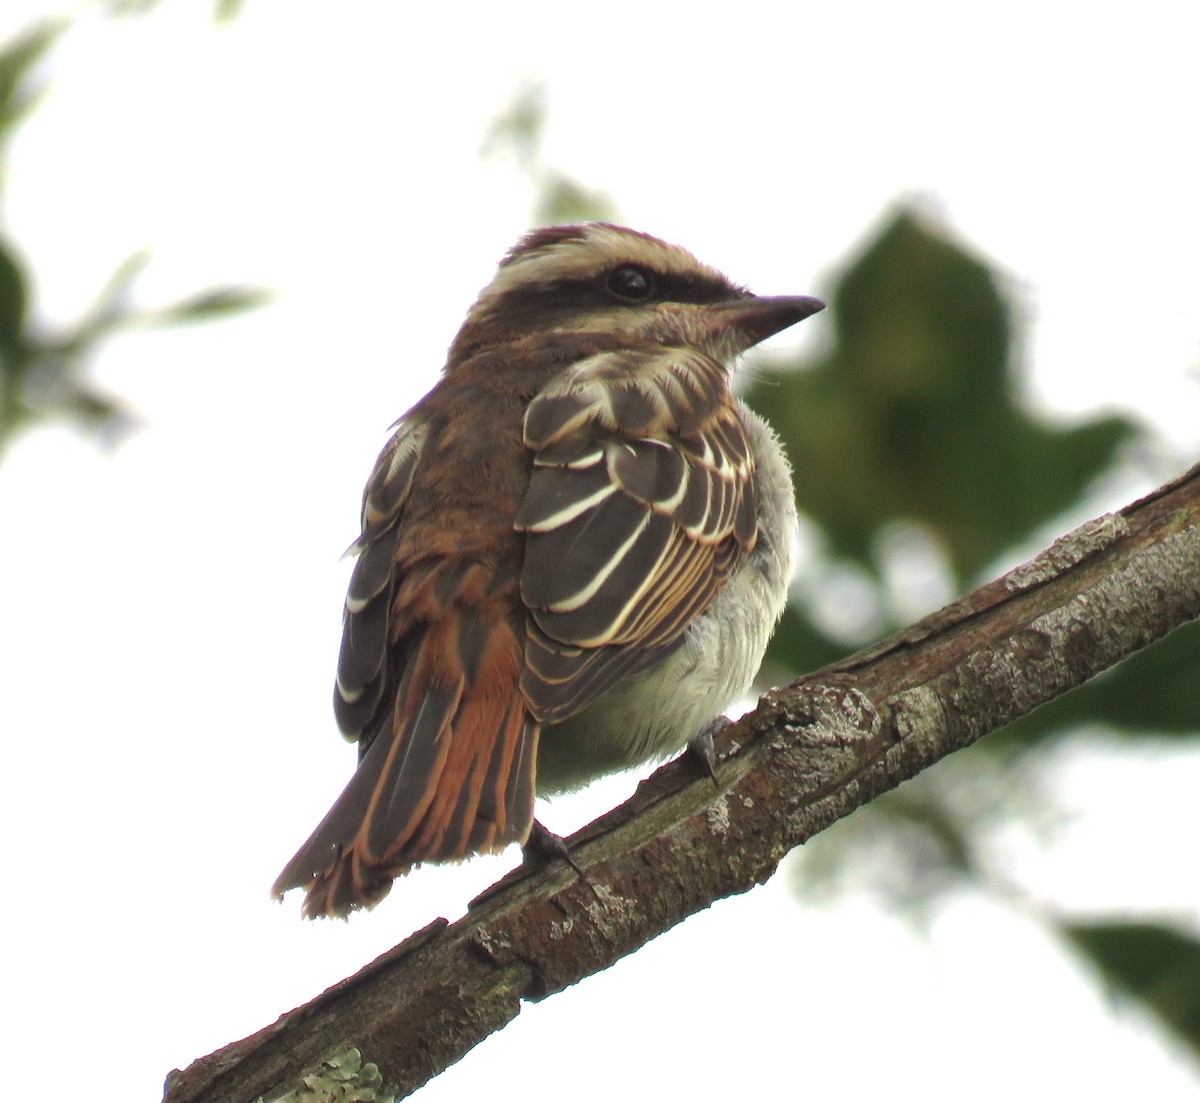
[[688, 717, 730, 788], [524, 820, 591, 886]]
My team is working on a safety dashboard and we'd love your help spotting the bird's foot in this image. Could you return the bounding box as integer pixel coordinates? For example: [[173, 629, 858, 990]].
[[523, 820, 589, 884], [688, 716, 731, 788]]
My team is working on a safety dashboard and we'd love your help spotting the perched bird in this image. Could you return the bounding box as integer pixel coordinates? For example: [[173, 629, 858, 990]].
[[273, 223, 824, 917]]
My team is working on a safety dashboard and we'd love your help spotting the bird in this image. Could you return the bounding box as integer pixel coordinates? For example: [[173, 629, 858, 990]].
[[272, 223, 824, 917]]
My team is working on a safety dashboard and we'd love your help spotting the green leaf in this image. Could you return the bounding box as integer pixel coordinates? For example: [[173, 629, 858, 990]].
[[214, 0, 245, 24], [480, 83, 546, 167], [0, 234, 28, 345], [69, 250, 151, 342], [746, 205, 1140, 588], [0, 235, 30, 444], [482, 85, 615, 226], [103, 0, 244, 23], [102, 0, 161, 14], [535, 172, 616, 228], [70, 257, 269, 339], [0, 21, 63, 145], [148, 285, 272, 325], [1064, 919, 1200, 1057]]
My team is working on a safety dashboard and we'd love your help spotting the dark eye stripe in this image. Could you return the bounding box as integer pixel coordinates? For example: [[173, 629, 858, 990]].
[[487, 272, 742, 321]]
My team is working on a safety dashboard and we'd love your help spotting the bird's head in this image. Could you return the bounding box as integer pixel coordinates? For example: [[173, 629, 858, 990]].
[[448, 223, 824, 365]]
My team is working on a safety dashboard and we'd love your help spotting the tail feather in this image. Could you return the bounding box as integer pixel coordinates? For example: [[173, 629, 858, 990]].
[[272, 605, 538, 918]]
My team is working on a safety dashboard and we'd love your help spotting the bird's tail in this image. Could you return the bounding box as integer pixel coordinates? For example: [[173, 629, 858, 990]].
[[272, 605, 538, 918]]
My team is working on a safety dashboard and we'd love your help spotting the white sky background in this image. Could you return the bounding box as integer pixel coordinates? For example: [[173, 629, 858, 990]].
[[2, 2, 1199, 1100]]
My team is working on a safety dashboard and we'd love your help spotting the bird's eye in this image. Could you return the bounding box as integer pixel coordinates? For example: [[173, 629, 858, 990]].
[[605, 265, 655, 302]]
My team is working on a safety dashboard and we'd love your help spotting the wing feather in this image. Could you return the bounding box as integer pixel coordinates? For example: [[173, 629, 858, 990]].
[[334, 416, 429, 744], [516, 347, 758, 721]]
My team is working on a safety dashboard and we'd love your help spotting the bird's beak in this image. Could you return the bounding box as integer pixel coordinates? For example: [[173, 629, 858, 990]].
[[706, 294, 825, 354]]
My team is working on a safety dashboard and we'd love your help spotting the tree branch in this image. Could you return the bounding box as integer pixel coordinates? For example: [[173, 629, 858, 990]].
[[164, 462, 1200, 1103]]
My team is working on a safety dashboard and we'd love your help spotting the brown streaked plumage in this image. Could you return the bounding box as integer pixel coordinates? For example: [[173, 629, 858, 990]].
[[273, 223, 823, 917]]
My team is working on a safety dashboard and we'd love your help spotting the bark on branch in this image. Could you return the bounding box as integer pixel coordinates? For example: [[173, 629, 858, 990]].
[[164, 463, 1200, 1103]]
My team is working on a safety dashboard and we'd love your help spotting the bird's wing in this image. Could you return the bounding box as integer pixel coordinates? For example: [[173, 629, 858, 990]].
[[516, 347, 759, 721], [332, 414, 429, 743]]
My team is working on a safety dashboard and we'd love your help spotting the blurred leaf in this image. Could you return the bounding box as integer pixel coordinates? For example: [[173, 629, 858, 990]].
[[102, 0, 241, 21], [8, 275, 266, 450], [0, 241, 266, 454], [0, 234, 27, 343], [71, 253, 269, 336], [0, 15, 265, 459], [0, 21, 62, 149], [103, 0, 159, 13], [0, 243, 268, 454], [68, 250, 151, 344], [57, 384, 135, 445], [481, 83, 546, 168], [881, 786, 975, 878], [1064, 920, 1200, 1057], [0, 236, 30, 442], [746, 206, 1140, 588], [535, 171, 615, 227], [146, 285, 273, 325], [486, 85, 615, 227], [214, 0, 245, 24]]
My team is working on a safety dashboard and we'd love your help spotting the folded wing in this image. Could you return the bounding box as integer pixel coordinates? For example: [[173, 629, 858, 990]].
[[516, 347, 758, 721]]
